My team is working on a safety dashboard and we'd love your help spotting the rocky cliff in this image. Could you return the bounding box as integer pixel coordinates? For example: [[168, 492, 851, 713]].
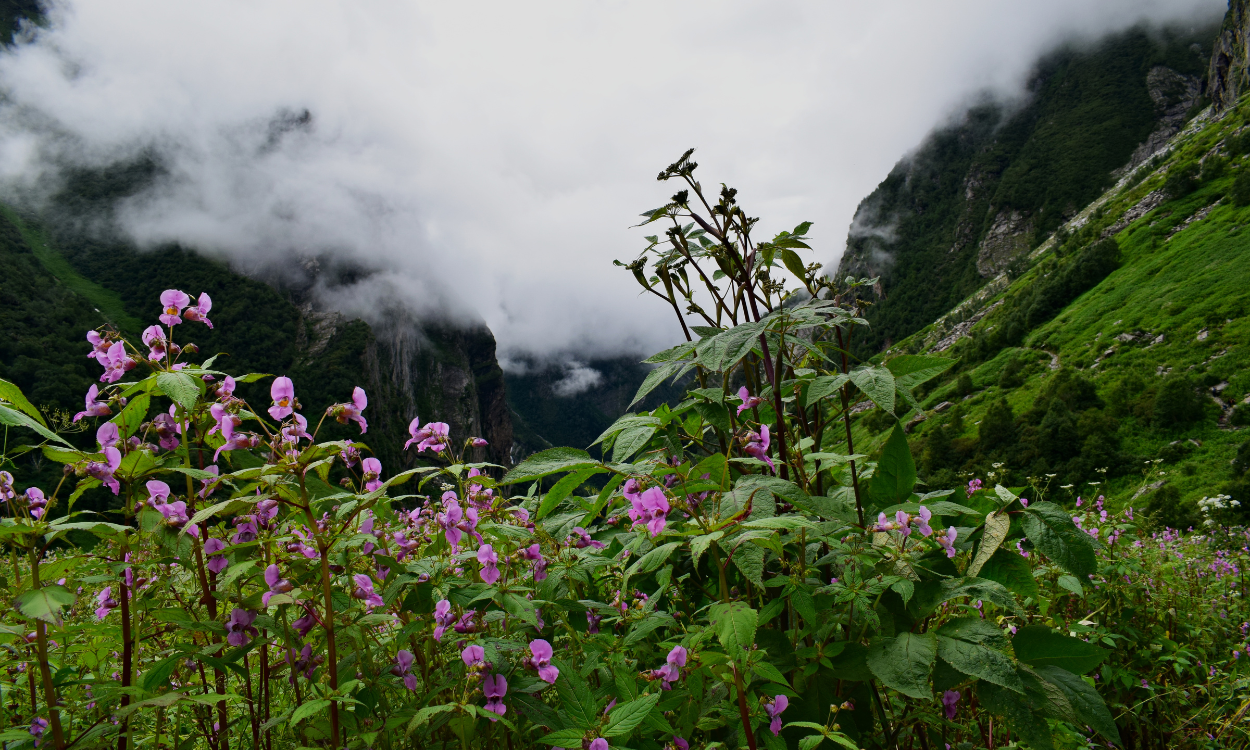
[[839, 24, 1216, 356], [1209, 0, 1250, 110]]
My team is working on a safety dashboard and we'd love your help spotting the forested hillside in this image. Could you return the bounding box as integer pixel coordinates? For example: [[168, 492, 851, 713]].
[[848, 69, 1250, 528], [841, 24, 1217, 355]]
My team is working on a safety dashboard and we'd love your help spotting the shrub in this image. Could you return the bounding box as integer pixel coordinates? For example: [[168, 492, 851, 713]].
[[1163, 162, 1200, 199], [1231, 166, 1250, 207], [1152, 375, 1205, 428]]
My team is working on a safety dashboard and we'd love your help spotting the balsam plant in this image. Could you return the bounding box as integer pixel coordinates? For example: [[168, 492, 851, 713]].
[[0, 153, 1122, 750]]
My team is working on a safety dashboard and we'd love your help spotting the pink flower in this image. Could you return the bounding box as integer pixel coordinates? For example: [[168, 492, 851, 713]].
[[95, 587, 118, 620], [361, 457, 383, 493], [225, 608, 257, 647], [652, 646, 687, 689], [471, 437, 488, 447], [482, 673, 507, 719], [86, 330, 111, 362], [99, 341, 136, 383], [85, 426, 122, 495], [263, 564, 292, 606], [73, 385, 111, 422], [204, 538, 228, 574], [159, 289, 191, 327], [915, 506, 933, 537], [743, 425, 774, 472], [477, 544, 500, 585], [528, 639, 559, 683], [589, 740, 609, 750], [433, 599, 454, 641], [737, 386, 764, 415], [327, 387, 368, 433], [183, 292, 213, 328], [628, 486, 671, 537], [765, 694, 788, 735], [141, 325, 169, 361], [936, 527, 958, 558], [404, 418, 450, 453], [352, 574, 384, 609], [392, 650, 418, 691], [942, 689, 960, 720], [268, 377, 296, 420], [29, 717, 47, 747], [462, 644, 486, 668], [520, 543, 548, 581], [26, 487, 46, 519]]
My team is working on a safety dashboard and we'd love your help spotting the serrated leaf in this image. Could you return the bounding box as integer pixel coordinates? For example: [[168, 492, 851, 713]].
[[968, 510, 1011, 577], [603, 692, 660, 737], [0, 378, 46, 426], [625, 542, 681, 578], [978, 681, 1053, 750], [16, 585, 76, 624], [869, 423, 915, 507], [502, 447, 597, 485], [690, 531, 723, 567], [157, 371, 201, 413], [709, 601, 758, 655], [290, 698, 331, 725], [885, 355, 955, 390], [978, 549, 1039, 598], [612, 425, 657, 462], [1012, 626, 1106, 675], [867, 631, 936, 699], [111, 392, 150, 439], [1034, 666, 1120, 743], [539, 729, 588, 747], [802, 373, 851, 407], [1021, 503, 1097, 579], [937, 635, 1023, 693], [850, 366, 896, 415], [537, 465, 605, 520]]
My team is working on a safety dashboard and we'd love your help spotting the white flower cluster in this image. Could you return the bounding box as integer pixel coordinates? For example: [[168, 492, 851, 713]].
[[1198, 493, 1241, 526]]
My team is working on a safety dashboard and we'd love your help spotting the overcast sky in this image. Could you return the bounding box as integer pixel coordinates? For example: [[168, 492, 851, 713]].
[[0, 0, 1225, 368]]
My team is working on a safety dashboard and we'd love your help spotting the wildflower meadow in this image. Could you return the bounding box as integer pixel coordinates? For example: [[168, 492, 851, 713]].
[[1, 153, 1247, 749]]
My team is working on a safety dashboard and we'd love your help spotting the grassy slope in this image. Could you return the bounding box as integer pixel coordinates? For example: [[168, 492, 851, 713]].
[[865, 101, 1250, 517]]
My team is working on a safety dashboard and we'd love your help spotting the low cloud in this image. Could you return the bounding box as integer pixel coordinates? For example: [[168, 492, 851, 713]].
[[0, 0, 1224, 361], [551, 363, 605, 398]]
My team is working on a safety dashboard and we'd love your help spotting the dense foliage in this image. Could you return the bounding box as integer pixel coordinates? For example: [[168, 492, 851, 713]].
[[6, 154, 1244, 750]]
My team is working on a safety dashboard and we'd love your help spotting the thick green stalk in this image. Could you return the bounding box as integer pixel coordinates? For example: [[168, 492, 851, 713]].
[[30, 555, 65, 750]]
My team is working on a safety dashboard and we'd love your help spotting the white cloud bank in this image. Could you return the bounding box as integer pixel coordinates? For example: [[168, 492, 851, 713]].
[[0, 0, 1225, 363]]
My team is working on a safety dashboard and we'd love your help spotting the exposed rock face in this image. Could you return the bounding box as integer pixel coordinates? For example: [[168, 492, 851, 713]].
[[1210, 0, 1250, 111], [976, 209, 1034, 277], [1122, 67, 1204, 172]]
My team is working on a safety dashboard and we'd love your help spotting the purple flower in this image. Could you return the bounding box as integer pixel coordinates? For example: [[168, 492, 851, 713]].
[[589, 740, 608, 750], [586, 610, 603, 633], [392, 649, 419, 690], [462, 643, 486, 669], [25, 487, 46, 519], [915, 506, 933, 537], [29, 717, 48, 747], [141, 325, 169, 361], [99, 340, 136, 383], [85, 433, 122, 496], [630, 487, 670, 540], [737, 386, 764, 415], [528, 639, 559, 683], [159, 289, 191, 327], [471, 437, 489, 447], [404, 418, 450, 453], [230, 518, 258, 545], [477, 544, 500, 584], [765, 694, 788, 735], [669, 739, 690, 750], [268, 377, 296, 420], [482, 673, 507, 719], [352, 574, 384, 609], [225, 608, 257, 647], [743, 425, 774, 472], [433, 599, 454, 641], [936, 527, 958, 558], [569, 526, 606, 549], [204, 538, 229, 574], [361, 457, 383, 493], [151, 412, 180, 451], [327, 387, 368, 433], [520, 543, 548, 580], [183, 292, 213, 328], [73, 384, 112, 422], [263, 564, 292, 606], [292, 609, 318, 638], [208, 403, 241, 437], [652, 645, 688, 689], [95, 587, 118, 620], [942, 690, 960, 720]]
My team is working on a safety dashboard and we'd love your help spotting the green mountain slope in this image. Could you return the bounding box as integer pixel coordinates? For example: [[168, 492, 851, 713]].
[[841, 24, 1216, 355], [857, 95, 1250, 527]]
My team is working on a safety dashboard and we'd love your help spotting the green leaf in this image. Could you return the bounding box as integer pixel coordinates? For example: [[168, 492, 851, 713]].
[[849, 367, 896, 415], [1020, 502, 1097, 578], [139, 655, 183, 693], [630, 361, 682, 407], [537, 465, 605, 520], [751, 660, 790, 686], [937, 577, 1023, 616], [603, 692, 660, 737], [867, 631, 936, 699], [110, 392, 151, 439], [157, 371, 201, 413], [937, 619, 1023, 693], [612, 425, 657, 462], [406, 703, 456, 734], [16, 585, 76, 624], [0, 404, 72, 446], [291, 698, 331, 725], [978, 681, 1054, 750], [978, 548, 1039, 599], [690, 531, 724, 567], [802, 374, 850, 407], [798, 735, 825, 750], [1012, 626, 1107, 675], [709, 601, 758, 655], [500, 592, 539, 627], [625, 542, 682, 578], [1057, 575, 1084, 596], [539, 729, 588, 747], [622, 615, 674, 646], [502, 447, 597, 485], [1034, 666, 1121, 743], [780, 248, 808, 282], [967, 510, 1011, 577], [703, 320, 766, 372], [0, 378, 46, 427], [885, 355, 955, 390], [692, 401, 731, 434], [869, 423, 915, 507]]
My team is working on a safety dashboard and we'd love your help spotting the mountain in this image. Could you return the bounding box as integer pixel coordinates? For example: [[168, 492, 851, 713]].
[[838, 9, 1250, 527], [840, 23, 1217, 355]]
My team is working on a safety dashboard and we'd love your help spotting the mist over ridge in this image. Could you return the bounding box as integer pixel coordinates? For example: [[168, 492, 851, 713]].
[[0, 0, 1226, 368]]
